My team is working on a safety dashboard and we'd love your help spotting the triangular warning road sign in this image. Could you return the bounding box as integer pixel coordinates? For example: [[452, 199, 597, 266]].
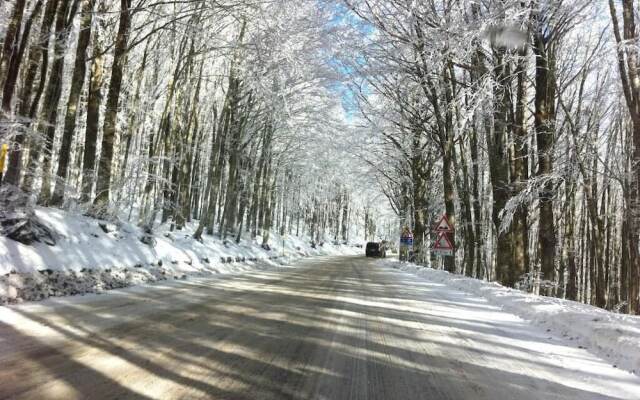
[[433, 232, 454, 250], [433, 214, 453, 232]]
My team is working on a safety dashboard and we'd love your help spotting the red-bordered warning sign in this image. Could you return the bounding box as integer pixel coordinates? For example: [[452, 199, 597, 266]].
[[433, 214, 454, 233], [433, 232, 454, 251]]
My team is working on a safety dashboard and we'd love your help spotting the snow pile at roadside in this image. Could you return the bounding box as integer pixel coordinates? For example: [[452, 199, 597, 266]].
[[379, 259, 640, 376], [0, 207, 359, 303]]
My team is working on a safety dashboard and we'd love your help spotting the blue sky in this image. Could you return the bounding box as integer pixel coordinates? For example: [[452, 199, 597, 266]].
[[323, 1, 373, 118]]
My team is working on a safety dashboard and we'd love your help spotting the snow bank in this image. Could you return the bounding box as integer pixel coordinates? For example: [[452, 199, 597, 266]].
[[379, 259, 640, 376], [0, 207, 358, 303]]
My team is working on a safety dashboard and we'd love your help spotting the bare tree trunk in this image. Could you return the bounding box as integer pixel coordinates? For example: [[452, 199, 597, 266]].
[[51, 0, 94, 206], [14, 0, 59, 189], [249, 125, 269, 238], [0, 0, 27, 97], [1, 0, 44, 185], [1, 0, 29, 115], [92, 0, 131, 214], [261, 169, 276, 247], [235, 148, 256, 243], [512, 53, 529, 282], [412, 129, 429, 265], [456, 137, 474, 277], [140, 34, 187, 227], [175, 58, 203, 229], [27, 0, 78, 203], [80, 3, 106, 203], [441, 65, 457, 274], [489, 48, 514, 286], [341, 191, 348, 242], [206, 100, 230, 234], [533, 26, 558, 292], [566, 182, 578, 300], [193, 107, 220, 240], [116, 35, 151, 208], [260, 158, 273, 244], [470, 122, 483, 279], [609, 0, 640, 313]]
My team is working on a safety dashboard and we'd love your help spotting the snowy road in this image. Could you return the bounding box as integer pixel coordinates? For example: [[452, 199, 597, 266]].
[[1, 256, 639, 399]]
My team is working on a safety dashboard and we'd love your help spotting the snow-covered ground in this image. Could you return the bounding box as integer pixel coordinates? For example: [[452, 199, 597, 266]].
[[0, 207, 359, 303], [380, 259, 640, 377]]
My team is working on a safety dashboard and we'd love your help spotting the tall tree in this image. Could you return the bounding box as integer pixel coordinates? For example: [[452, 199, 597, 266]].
[[4, 0, 59, 186], [50, 0, 95, 206], [609, 0, 640, 314], [92, 0, 132, 214], [22, 0, 79, 200]]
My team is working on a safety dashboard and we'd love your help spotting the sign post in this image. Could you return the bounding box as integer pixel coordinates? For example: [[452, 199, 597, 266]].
[[431, 214, 454, 257], [399, 226, 413, 262]]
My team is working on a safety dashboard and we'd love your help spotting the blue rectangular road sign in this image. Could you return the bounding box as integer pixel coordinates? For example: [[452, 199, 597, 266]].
[[400, 237, 413, 245]]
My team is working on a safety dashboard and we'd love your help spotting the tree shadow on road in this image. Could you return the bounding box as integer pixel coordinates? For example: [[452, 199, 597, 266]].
[[0, 320, 154, 399], [2, 261, 639, 399]]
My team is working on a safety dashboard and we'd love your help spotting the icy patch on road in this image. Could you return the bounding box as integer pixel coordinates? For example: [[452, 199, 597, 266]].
[[378, 259, 640, 377]]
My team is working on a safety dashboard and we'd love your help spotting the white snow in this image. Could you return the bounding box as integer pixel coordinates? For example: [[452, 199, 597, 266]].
[[0, 207, 358, 275], [379, 259, 640, 377], [0, 207, 359, 302]]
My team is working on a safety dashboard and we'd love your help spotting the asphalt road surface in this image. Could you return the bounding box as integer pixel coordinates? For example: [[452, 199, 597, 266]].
[[1, 256, 639, 399]]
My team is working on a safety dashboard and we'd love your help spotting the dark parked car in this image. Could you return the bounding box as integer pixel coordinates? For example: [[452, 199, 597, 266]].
[[365, 242, 386, 258]]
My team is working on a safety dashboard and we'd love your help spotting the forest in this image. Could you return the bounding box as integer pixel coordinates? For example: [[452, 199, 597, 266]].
[[0, 0, 386, 251], [333, 0, 640, 316], [0, 0, 639, 315]]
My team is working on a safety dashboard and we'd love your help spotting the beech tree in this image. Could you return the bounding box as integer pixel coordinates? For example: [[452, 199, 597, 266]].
[[1, 0, 637, 315], [331, 0, 639, 314]]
